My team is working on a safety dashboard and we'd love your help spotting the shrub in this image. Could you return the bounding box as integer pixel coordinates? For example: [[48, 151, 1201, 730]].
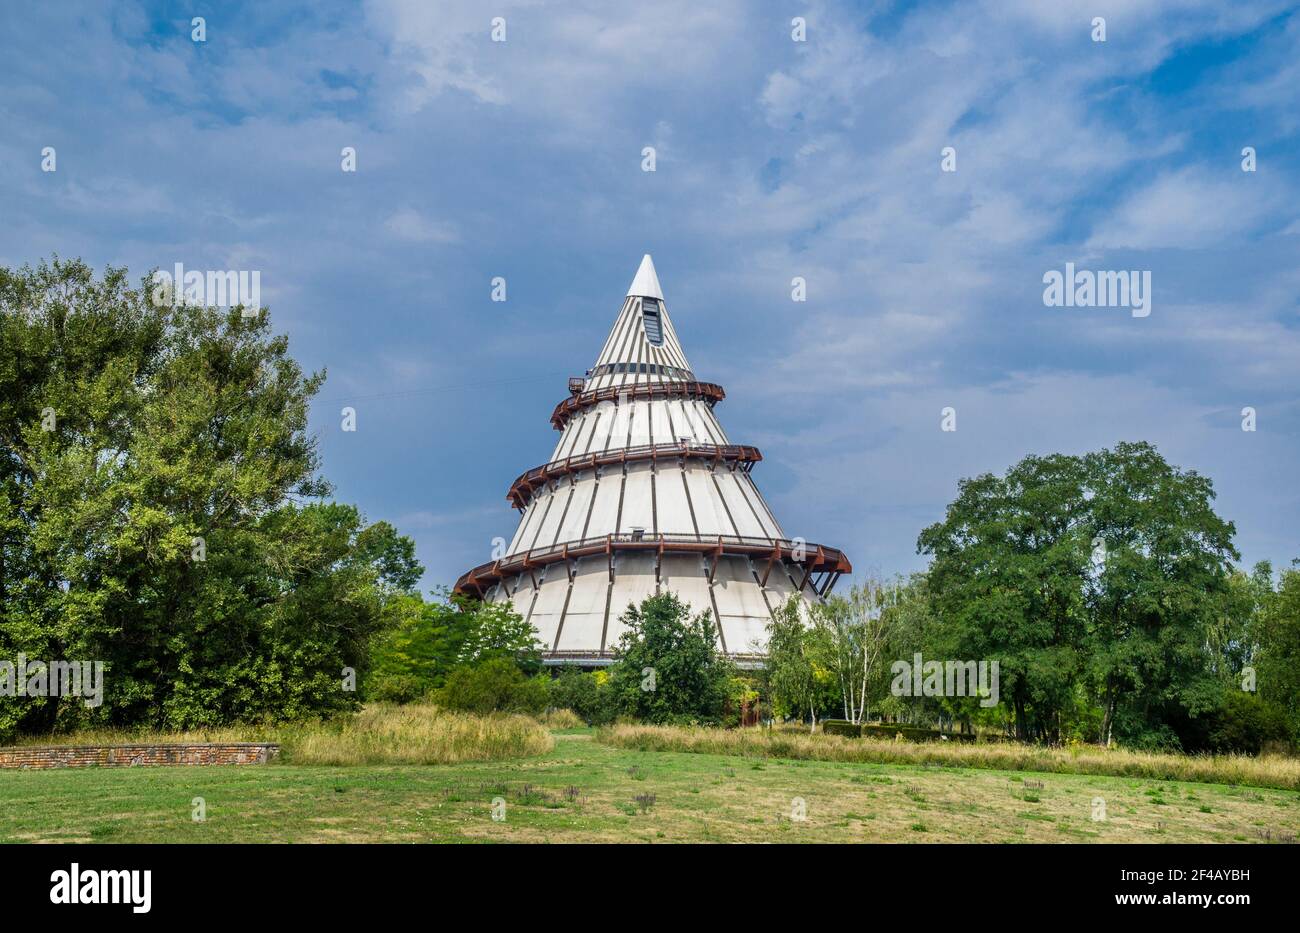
[[1208, 691, 1293, 755], [367, 673, 430, 705], [435, 658, 549, 715], [822, 721, 979, 743], [822, 720, 862, 737], [547, 667, 617, 725], [859, 724, 979, 744]]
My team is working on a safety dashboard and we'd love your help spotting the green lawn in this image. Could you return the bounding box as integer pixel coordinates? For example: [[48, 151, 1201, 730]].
[[1, 730, 1296, 843]]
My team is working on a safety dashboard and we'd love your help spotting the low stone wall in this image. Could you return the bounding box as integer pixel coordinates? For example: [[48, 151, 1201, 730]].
[[0, 742, 280, 770]]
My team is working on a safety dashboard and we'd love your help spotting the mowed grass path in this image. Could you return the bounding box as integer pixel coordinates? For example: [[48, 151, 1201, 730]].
[[1, 731, 1296, 843]]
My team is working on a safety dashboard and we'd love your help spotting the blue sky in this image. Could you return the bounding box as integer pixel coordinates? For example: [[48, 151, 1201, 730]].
[[2, 0, 1297, 590]]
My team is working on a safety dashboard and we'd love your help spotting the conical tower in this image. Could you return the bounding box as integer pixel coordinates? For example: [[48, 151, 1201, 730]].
[[455, 255, 851, 665]]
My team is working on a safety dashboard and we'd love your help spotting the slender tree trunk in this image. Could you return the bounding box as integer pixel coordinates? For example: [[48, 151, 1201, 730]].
[[1097, 696, 1118, 753], [856, 646, 869, 726], [1101, 692, 1116, 747]]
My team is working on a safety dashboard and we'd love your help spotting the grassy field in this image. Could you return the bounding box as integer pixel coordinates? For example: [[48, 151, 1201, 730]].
[[1, 729, 1297, 843], [600, 724, 1300, 792]]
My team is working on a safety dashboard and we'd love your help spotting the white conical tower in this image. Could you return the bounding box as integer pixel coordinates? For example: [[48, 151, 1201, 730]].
[[456, 255, 851, 665]]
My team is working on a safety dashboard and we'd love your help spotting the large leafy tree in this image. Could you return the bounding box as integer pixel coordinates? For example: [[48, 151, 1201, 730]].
[[918, 452, 1091, 742], [0, 258, 420, 738], [919, 442, 1238, 746], [1082, 443, 1237, 747]]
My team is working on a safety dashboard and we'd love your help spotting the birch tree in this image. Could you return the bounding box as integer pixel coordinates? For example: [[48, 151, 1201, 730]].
[[813, 580, 898, 724]]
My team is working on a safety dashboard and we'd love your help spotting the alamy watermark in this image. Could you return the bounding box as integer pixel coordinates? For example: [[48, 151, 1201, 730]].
[[890, 653, 999, 708], [151, 263, 261, 315], [50, 864, 150, 913], [1043, 263, 1151, 318], [0, 655, 104, 708]]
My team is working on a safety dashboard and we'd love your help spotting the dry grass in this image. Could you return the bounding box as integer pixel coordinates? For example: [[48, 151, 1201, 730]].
[[598, 724, 1300, 792], [7, 705, 553, 766], [540, 708, 584, 729], [281, 705, 553, 765]]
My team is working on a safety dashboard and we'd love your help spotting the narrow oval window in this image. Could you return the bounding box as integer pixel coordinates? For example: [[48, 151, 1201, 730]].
[[641, 298, 664, 346]]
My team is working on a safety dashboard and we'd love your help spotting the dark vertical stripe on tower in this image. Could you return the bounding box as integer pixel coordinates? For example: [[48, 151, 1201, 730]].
[[710, 470, 742, 536], [680, 464, 700, 536]]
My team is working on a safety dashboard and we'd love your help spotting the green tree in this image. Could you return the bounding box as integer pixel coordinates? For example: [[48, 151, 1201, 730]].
[[918, 452, 1091, 742], [874, 573, 962, 727], [918, 442, 1238, 747], [764, 595, 821, 731], [1255, 564, 1300, 733], [813, 579, 898, 724], [453, 600, 543, 673], [1082, 442, 1238, 747], [0, 258, 420, 739], [1206, 563, 1271, 684], [607, 593, 734, 725]]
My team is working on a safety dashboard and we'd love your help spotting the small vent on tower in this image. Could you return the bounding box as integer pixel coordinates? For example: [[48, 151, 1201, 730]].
[[641, 298, 663, 346]]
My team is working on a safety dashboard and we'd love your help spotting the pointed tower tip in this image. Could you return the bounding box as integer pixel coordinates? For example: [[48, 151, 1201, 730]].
[[626, 253, 664, 300]]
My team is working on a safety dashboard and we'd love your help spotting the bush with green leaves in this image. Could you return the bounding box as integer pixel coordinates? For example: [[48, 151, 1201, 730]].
[[1205, 689, 1293, 755], [367, 594, 542, 702], [821, 720, 861, 737], [366, 673, 430, 705], [435, 657, 549, 716], [547, 666, 616, 725]]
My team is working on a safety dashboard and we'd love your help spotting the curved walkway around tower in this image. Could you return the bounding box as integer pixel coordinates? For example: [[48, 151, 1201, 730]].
[[506, 441, 763, 509], [454, 532, 852, 600], [550, 380, 726, 430]]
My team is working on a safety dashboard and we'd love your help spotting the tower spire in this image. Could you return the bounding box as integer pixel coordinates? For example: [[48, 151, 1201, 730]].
[[588, 254, 689, 389], [625, 253, 664, 300]]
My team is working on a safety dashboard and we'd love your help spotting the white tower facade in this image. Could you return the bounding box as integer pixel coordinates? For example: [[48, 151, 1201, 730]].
[[456, 255, 850, 664]]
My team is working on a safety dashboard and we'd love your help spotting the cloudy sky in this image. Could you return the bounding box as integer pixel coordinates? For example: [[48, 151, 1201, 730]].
[[2, 0, 1297, 589]]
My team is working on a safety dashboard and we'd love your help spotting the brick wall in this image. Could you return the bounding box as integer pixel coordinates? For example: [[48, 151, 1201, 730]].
[[0, 742, 280, 769]]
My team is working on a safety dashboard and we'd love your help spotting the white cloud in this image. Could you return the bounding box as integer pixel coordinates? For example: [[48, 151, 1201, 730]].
[[1086, 168, 1277, 250], [384, 208, 459, 243]]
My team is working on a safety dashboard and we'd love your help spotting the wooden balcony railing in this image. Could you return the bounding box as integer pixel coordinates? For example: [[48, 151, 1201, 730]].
[[506, 441, 762, 509], [550, 381, 725, 431], [454, 533, 851, 600]]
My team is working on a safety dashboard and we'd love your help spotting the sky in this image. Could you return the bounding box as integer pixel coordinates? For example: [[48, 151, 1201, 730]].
[[1, 0, 1297, 591]]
